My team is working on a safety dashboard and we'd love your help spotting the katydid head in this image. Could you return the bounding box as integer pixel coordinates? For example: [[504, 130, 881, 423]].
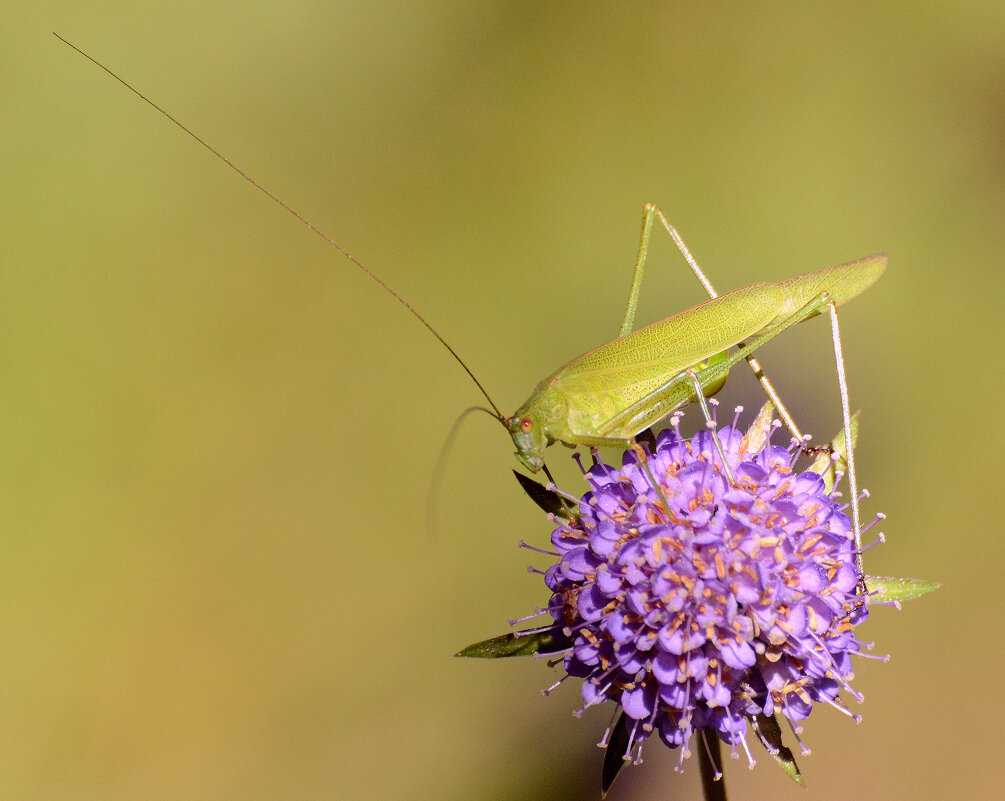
[[506, 413, 549, 473], [506, 384, 568, 473]]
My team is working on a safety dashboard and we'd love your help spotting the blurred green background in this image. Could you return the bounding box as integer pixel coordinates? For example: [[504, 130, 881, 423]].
[[2, 2, 1001, 799]]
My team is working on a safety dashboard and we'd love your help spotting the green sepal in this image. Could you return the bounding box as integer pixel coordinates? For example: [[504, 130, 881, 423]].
[[744, 401, 776, 454], [809, 412, 860, 494], [753, 714, 804, 786], [454, 627, 571, 658], [513, 470, 575, 521], [866, 575, 942, 602], [601, 712, 630, 797]]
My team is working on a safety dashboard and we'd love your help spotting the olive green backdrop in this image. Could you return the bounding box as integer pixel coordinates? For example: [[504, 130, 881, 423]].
[[3, 3, 1001, 799]]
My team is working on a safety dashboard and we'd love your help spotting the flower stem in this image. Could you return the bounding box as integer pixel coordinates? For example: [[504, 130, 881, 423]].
[[697, 731, 727, 801]]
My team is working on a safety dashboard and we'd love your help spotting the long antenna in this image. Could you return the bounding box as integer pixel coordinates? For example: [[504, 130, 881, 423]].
[[54, 33, 505, 422]]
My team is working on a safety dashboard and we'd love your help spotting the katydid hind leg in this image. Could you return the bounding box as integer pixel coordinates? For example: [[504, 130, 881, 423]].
[[618, 204, 807, 445], [618, 203, 721, 337], [615, 280, 866, 575], [826, 300, 864, 569], [746, 254, 886, 447]]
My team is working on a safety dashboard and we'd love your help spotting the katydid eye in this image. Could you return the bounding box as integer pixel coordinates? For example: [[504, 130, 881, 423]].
[[520, 418, 533, 433]]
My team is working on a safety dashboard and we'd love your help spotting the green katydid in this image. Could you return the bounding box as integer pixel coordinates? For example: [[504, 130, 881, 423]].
[[58, 36, 884, 554], [501, 204, 883, 559], [504, 209, 886, 474]]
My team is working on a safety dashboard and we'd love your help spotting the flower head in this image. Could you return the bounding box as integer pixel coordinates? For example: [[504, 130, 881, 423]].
[[459, 405, 940, 792], [543, 410, 870, 766]]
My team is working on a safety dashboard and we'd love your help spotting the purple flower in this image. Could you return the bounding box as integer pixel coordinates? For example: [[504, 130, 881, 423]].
[[460, 405, 938, 794], [542, 411, 870, 767]]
